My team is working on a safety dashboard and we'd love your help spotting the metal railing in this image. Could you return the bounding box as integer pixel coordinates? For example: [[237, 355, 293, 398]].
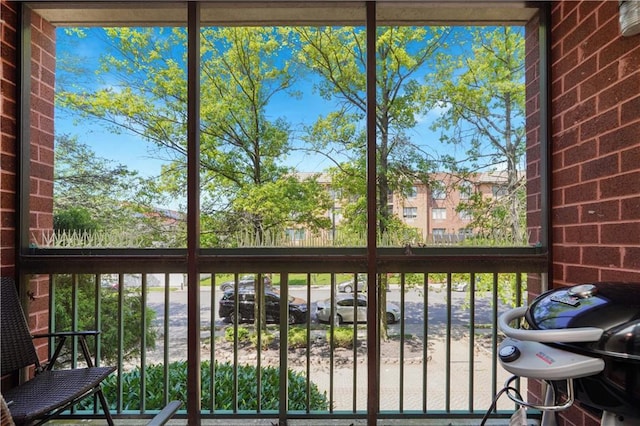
[[35, 250, 545, 423]]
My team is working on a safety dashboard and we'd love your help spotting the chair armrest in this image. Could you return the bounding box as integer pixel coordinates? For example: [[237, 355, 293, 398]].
[[147, 401, 182, 426], [33, 331, 102, 370], [33, 330, 101, 339]]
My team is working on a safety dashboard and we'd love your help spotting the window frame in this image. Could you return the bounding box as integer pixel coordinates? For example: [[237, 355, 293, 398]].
[[16, 3, 550, 422], [432, 208, 447, 220], [17, 0, 550, 273], [403, 206, 418, 219]]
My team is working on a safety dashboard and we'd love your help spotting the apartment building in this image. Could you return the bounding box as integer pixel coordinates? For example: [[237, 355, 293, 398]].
[[389, 172, 513, 242], [297, 171, 515, 244]]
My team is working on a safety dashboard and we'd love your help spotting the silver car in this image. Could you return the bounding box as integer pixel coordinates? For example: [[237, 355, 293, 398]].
[[337, 274, 366, 293], [219, 274, 273, 292], [316, 294, 400, 324]]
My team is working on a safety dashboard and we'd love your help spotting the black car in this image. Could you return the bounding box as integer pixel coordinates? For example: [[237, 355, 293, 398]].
[[218, 289, 307, 325]]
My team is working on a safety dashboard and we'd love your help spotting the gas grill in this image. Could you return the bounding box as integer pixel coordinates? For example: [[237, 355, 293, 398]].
[[497, 282, 640, 426]]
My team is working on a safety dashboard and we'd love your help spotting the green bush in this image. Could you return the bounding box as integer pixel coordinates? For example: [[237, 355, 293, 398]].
[[225, 327, 307, 350], [54, 206, 99, 231], [328, 327, 353, 349], [250, 331, 275, 349], [87, 361, 328, 411], [53, 274, 156, 364], [288, 327, 308, 349], [225, 326, 250, 342]]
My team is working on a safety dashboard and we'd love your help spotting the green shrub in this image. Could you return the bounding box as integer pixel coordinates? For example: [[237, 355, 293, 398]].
[[328, 327, 353, 349], [85, 361, 328, 411], [53, 274, 156, 364], [54, 206, 99, 232], [225, 326, 250, 342], [250, 331, 275, 349], [288, 327, 308, 349]]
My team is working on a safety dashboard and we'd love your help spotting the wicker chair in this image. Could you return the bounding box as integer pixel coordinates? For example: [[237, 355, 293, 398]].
[[0, 277, 116, 425]]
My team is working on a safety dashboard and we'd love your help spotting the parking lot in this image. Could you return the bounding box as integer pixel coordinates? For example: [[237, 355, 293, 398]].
[[148, 284, 506, 331]]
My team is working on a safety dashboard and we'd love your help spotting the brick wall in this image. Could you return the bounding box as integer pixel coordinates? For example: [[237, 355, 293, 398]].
[[550, 1, 640, 425], [1, 0, 55, 364], [1, 1, 18, 278], [551, 1, 640, 285], [29, 10, 55, 247]]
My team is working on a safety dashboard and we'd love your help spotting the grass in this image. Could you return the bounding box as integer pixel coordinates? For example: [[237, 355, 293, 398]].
[[199, 273, 359, 288]]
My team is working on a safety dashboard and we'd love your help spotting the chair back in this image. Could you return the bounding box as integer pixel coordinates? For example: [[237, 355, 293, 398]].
[[1, 277, 41, 376]]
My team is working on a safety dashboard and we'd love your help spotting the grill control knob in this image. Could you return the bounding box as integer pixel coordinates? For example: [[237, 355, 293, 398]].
[[499, 345, 521, 363], [568, 284, 598, 299]]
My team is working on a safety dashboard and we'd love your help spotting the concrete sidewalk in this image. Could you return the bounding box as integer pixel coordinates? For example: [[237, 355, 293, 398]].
[[292, 336, 521, 414]]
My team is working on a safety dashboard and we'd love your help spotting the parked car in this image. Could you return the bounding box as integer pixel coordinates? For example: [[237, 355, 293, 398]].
[[219, 274, 273, 292], [337, 274, 366, 293], [100, 279, 118, 291], [218, 289, 307, 324], [316, 294, 400, 324], [452, 282, 468, 292]]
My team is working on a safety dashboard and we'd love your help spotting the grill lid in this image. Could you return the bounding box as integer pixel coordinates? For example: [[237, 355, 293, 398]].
[[526, 282, 640, 358]]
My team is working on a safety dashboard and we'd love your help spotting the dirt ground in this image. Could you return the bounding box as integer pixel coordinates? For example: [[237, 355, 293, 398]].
[[206, 331, 494, 367]]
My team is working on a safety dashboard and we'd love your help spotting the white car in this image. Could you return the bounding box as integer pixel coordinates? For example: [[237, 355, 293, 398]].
[[316, 294, 400, 324]]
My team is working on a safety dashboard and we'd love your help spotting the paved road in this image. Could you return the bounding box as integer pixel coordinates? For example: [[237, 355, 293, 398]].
[[148, 285, 509, 332]]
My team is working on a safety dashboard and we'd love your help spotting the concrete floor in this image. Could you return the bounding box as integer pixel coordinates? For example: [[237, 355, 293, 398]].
[[51, 417, 540, 425]]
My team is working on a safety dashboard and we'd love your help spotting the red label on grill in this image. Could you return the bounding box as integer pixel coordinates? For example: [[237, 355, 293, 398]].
[[536, 351, 555, 365]]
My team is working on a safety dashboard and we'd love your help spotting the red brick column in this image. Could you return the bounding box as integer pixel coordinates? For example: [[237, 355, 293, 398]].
[[1, 1, 18, 278], [27, 7, 56, 362], [1, 0, 56, 363], [550, 1, 640, 424]]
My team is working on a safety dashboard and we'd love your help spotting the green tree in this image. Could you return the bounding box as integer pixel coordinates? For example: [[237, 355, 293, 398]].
[[295, 26, 449, 339], [57, 27, 331, 248], [53, 134, 183, 247], [57, 27, 334, 330], [54, 134, 139, 229], [426, 27, 527, 245]]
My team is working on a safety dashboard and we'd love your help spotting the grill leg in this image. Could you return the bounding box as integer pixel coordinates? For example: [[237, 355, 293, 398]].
[[540, 382, 557, 426]]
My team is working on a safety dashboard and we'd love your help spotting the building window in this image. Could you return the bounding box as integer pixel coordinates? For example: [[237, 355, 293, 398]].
[[432, 228, 446, 236], [403, 207, 417, 219], [432, 208, 446, 220], [286, 228, 305, 241], [492, 185, 509, 197], [458, 209, 472, 220], [459, 182, 473, 200], [407, 186, 418, 199], [23, 1, 544, 255], [431, 188, 446, 200]]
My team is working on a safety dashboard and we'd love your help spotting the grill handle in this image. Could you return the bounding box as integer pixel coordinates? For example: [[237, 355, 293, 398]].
[[499, 306, 604, 342]]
